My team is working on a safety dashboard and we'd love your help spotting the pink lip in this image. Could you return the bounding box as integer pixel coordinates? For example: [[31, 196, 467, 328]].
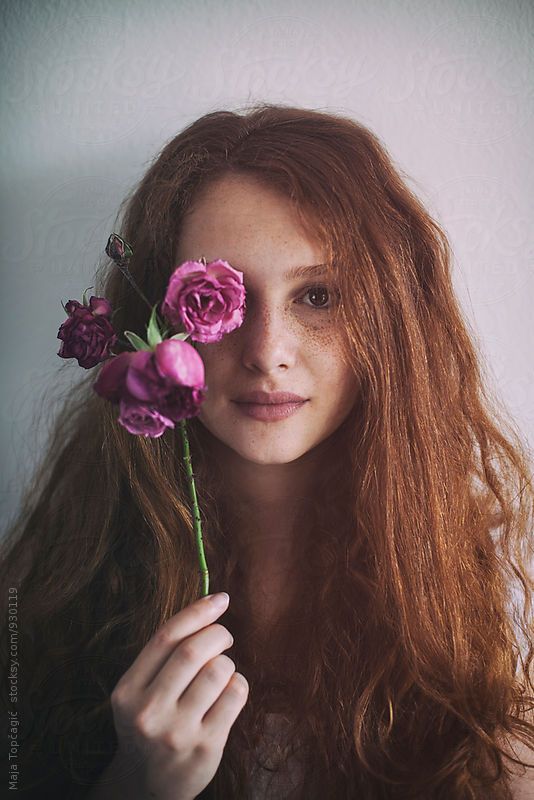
[[233, 400, 307, 421], [234, 390, 306, 404]]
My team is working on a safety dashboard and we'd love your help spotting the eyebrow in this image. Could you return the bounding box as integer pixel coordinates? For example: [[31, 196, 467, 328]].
[[215, 261, 330, 280], [284, 263, 329, 279]]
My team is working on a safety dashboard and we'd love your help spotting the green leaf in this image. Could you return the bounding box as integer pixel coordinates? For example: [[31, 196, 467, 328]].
[[169, 332, 190, 341], [146, 304, 163, 349], [124, 330, 152, 351]]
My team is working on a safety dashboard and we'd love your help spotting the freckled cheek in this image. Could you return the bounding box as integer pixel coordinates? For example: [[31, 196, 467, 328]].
[[195, 343, 233, 390], [318, 345, 357, 398]]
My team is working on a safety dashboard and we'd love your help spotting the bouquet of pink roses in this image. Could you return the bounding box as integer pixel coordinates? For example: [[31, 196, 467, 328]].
[[57, 233, 246, 596]]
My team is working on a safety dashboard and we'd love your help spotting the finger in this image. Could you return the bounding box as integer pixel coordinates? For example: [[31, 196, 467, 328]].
[[143, 623, 233, 706], [117, 593, 230, 691], [201, 672, 249, 738], [177, 654, 237, 719]]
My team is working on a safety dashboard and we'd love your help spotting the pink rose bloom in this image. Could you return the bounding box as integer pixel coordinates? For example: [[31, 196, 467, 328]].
[[57, 296, 117, 368], [160, 259, 246, 344], [118, 400, 173, 438], [93, 339, 207, 437]]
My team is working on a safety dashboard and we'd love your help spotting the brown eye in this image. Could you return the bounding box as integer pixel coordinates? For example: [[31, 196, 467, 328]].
[[300, 285, 333, 310]]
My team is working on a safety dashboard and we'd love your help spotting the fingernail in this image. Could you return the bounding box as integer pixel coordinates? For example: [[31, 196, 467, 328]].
[[207, 592, 229, 609]]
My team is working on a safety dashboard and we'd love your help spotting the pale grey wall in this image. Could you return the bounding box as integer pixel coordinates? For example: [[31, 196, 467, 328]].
[[1, 0, 533, 534]]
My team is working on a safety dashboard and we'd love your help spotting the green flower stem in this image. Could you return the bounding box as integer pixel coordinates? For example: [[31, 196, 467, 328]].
[[179, 418, 209, 596], [115, 260, 153, 312]]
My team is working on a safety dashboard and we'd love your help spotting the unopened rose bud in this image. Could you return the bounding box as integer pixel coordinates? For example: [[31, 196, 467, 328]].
[[105, 233, 133, 264]]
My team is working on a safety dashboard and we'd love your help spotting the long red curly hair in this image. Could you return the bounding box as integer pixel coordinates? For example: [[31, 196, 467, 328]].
[[1, 103, 533, 799]]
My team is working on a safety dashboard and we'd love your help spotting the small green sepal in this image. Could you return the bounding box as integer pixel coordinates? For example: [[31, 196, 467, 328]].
[[146, 304, 163, 348], [124, 330, 152, 351], [82, 286, 94, 306]]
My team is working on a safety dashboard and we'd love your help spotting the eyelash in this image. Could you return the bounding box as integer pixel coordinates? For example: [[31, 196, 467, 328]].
[[242, 285, 339, 315], [298, 284, 338, 311]]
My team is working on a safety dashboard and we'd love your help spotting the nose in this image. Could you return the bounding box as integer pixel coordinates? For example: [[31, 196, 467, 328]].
[[239, 299, 297, 374]]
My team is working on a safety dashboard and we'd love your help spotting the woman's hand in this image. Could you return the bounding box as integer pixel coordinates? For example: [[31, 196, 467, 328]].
[[99, 592, 248, 800]]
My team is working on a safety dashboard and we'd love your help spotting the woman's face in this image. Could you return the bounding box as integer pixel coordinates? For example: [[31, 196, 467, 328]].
[[175, 172, 358, 466]]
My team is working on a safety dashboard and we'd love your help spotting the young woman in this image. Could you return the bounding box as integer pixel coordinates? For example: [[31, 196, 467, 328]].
[[1, 103, 533, 799]]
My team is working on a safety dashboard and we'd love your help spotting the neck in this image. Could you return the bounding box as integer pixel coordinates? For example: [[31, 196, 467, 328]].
[[207, 435, 331, 565]]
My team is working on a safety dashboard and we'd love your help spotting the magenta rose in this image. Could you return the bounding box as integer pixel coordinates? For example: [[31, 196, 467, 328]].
[[93, 339, 207, 436], [160, 259, 246, 344], [118, 400, 173, 438], [57, 296, 117, 369]]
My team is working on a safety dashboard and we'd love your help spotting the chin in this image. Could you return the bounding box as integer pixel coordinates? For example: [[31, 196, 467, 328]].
[[201, 423, 304, 462], [238, 449, 306, 466], [228, 435, 321, 466]]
